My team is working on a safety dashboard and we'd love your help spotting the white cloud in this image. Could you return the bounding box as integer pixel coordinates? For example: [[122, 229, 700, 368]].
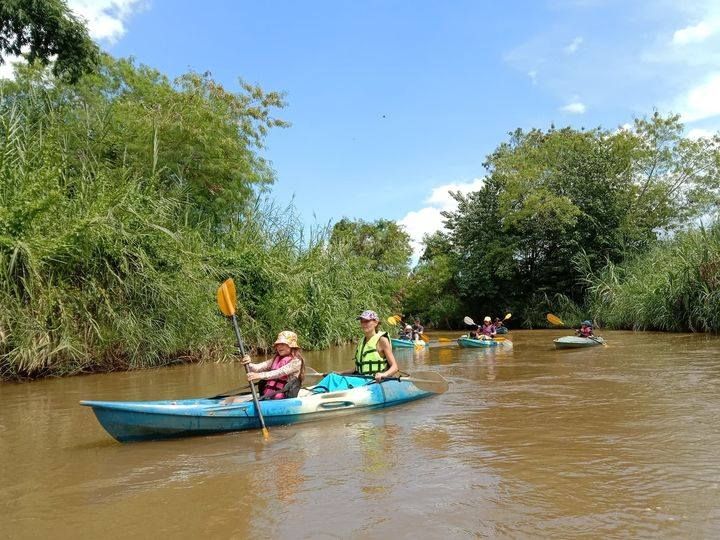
[[686, 127, 716, 139], [676, 72, 720, 122], [528, 70, 538, 85], [672, 21, 717, 45], [68, 0, 146, 44], [0, 54, 25, 80], [561, 101, 586, 114], [564, 37, 583, 54], [399, 178, 485, 261]]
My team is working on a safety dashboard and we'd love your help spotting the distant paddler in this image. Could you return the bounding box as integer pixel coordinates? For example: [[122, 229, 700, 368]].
[[575, 320, 595, 338]]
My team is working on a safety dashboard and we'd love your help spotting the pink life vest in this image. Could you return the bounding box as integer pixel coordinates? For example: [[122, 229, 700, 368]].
[[579, 326, 592, 337], [262, 354, 294, 399]]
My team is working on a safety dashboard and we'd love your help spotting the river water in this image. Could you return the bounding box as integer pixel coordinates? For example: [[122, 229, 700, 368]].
[[2, 330, 720, 539]]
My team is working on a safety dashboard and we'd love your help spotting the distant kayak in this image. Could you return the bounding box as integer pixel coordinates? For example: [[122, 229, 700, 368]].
[[81, 372, 447, 443], [495, 327, 509, 335], [457, 336, 510, 348], [553, 336, 605, 349], [391, 338, 428, 349]]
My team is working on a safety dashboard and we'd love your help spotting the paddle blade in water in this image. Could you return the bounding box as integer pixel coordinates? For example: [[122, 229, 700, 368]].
[[217, 279, 237, 317], [400, 371, 449, 394], [546, 313, 564, 326], [419, 333, 430, 343], [437, 337, 453, 342], [463, 316, 475, 326]]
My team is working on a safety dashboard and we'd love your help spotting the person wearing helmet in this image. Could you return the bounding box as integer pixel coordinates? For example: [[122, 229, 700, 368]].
[[223, 330, 305, 403], [479, 316, 496, 340], [576, 320, 594, 338]]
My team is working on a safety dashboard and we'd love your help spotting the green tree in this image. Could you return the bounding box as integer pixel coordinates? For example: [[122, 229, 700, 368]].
[[434, 114, 720, 325], [330, 218, 412, 280], [5, 56, 288, 229], [0, 0, 99, 82], [403, 232, 465, 327]]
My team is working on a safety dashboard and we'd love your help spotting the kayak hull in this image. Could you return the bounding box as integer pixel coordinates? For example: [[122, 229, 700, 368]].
[[81, 379, 434, 443], [553, 336, 605, 349], [391, 338, 427, 349], [457, 337, 500, 348]]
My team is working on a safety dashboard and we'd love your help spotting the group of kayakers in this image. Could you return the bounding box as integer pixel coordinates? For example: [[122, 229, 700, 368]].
[[397, 319, 424, 341], [226, 309, 399, 403], [226, 311, 598, 403]]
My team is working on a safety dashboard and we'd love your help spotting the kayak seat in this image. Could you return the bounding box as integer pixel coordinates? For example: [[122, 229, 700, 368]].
[[311, 373, 370, 394]]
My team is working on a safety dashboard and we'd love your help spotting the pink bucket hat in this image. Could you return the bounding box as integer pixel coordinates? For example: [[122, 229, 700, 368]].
[[273, 330, 299, 348]]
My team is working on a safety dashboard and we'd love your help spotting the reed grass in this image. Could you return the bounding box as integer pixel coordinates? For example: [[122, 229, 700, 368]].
[[0, 70, 396, 380], [585, 224, 720, 332]]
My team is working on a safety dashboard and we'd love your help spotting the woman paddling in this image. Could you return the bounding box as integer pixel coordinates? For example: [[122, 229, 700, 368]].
[[343, 310, 399, 382], [223, 331, 305, 403], [479, 316, 497, 340], [575, 321, 594, 338]]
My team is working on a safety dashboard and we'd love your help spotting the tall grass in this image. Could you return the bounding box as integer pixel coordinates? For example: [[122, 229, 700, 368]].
[[0, 72, 395, 380], [585, 224, 720, 332]]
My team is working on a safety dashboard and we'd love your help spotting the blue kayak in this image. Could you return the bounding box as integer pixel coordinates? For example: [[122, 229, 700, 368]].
[[457, 336, 512, 348], [80, 372, 446, 443], [391, 338, 428, 349]]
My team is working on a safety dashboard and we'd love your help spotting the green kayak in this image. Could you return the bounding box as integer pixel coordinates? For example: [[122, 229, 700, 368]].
[[553, 336, 605, 349]]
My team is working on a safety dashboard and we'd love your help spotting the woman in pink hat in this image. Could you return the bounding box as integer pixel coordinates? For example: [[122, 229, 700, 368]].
[[225, 331, 305, 403], [345, 310, 399, 382]]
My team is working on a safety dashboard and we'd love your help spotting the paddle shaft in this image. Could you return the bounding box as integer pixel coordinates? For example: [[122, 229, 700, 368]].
[[230, 313, 269, 437]]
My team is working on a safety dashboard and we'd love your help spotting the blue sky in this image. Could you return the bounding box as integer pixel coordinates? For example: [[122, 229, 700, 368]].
[[10, 0, 720, 257]]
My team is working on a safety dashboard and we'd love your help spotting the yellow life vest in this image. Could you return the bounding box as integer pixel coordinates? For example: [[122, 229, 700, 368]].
[[354, 331, 390, 375]]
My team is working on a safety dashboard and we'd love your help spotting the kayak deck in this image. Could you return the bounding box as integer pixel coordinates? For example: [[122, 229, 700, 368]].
[[457, 336, 511, 348], [553, 336, 605, 349], [391, 338, 428, 348]]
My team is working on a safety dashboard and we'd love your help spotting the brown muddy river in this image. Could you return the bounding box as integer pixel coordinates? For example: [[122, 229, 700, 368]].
[[2, 330, 720, 538]]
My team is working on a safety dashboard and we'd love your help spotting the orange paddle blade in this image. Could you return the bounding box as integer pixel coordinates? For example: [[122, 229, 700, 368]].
[[546, 313, 564, 326], [217, 278, 237, 317]]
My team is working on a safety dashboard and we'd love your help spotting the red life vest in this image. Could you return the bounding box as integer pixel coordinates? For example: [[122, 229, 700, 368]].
[[580, 327, 592, 337], [262, 354, 294, 399]]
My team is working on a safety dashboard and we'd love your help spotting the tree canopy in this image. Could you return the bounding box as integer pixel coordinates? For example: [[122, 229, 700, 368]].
[[405, 113, 720, 326], [0, 0, 99, 82]]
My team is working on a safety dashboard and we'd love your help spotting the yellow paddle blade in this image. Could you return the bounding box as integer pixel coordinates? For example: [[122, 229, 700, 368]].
[[387, 316, 399, 326], [546, 313, 564, 326], [437, 337, 454, 342], [493, 336, 506, 342], [504, 312, 512, 320], [217, 278, 237, 317], [419, 333, 430, 343]]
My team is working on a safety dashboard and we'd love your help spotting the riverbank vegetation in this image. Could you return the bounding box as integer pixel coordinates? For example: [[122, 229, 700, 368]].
[[0, 57, 410, 380], [403, 115, 720, 329]]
